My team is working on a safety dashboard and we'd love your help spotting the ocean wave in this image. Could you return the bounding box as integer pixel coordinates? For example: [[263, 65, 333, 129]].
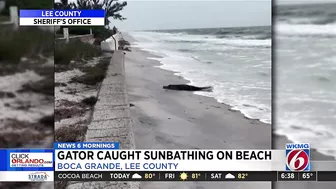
[[168, 36, 271, 48], [177, 48, 196, 53], [275, 116, 336, 158], [278, 9, 327, 18], [254, 34, 272, 40], [163, 39, 204, 44], [277, 3, 336, 17], [133, 40, 271, 125], [276, 3, 336, 25], [147, 26, 271, 40], [215, 26, 270, 34], [217, 33, 271, 40], [134, 32, 271, 48], [275, 23, 336, 36], [275, 3, 336, 159], [212, 38, 271, 48], [278, 16, 336, 25]]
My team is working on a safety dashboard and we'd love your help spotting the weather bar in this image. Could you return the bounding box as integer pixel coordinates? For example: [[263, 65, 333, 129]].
[[55, 171, 278, 181], [55, 171, 336, 181], [277, 171, 317, 181], [277, 171, 336, 182]]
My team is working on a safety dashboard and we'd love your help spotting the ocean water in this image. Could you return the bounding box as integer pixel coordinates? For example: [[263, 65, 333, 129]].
[[275, 3, 336, 157], [129, 26, 271, 124]]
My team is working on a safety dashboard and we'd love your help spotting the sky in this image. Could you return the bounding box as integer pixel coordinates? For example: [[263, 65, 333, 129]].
[[55, 0, 336, 31], [112, 1, 271, 31], [276, 0, 336, 5]]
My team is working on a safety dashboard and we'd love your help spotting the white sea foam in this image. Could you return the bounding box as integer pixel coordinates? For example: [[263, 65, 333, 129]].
[[130, 29, 271, 124], [276, 24, 336, 158], [276, 23, 336, 36], [275, 3, 336, 158], [132, 31, 271, 48]]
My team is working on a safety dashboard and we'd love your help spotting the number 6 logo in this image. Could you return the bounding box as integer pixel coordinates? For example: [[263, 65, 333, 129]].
[[286, 149, 309, 171]]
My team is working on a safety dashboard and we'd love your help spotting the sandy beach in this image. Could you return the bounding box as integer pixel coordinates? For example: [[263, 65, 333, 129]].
[[124, 34, 271, 189], [123, 33, 336, 188]]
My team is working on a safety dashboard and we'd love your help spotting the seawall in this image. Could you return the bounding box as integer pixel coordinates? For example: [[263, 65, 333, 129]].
[[66, 51, 139, 189]]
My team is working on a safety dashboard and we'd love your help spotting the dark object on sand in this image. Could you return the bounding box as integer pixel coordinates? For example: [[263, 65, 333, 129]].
[[163, 84, 213, 92]]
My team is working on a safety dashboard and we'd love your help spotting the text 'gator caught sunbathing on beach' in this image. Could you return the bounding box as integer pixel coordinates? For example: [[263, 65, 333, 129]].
[[163, 84, 213, 92]]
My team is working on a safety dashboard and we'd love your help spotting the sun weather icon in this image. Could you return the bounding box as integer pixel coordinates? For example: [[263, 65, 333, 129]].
[[180, 172, 188, 181]]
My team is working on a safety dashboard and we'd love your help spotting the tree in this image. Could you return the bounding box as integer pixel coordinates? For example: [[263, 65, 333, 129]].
[[102, 0, 127, 22], [76, 0, 95, 9], [77, 0, 127, 27], [54, 0, 76, 9], [112, 26, 118, 34]]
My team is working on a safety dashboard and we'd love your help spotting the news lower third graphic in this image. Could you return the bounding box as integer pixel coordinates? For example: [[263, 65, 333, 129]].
[[19, 10, 105, 26], [53, 171, 336, 182], [285, 143, 311, 171], [54, 147, 275, 171], [1, 142, 336, 182]]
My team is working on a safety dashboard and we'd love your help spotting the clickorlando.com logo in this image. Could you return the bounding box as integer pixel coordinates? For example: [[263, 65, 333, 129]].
[[11, 153, 52, 166], [285, 143, 311, 171]]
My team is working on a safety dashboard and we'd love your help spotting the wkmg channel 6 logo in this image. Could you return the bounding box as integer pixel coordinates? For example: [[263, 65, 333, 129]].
[[286, 143, 311, 171]]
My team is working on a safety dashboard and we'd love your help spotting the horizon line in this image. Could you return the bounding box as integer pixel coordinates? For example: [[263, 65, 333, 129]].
[[121, 25, 271, 32]]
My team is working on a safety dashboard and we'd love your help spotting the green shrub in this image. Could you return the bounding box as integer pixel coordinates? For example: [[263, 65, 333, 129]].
[[92, 27, 115, 41], [55, 125, 88, 142], [71, 57, 110, 85], [119, 39, 130, 46], [55, 40, 101, 65], [0, 27, 53, 63], [18, 76, 54, 96]]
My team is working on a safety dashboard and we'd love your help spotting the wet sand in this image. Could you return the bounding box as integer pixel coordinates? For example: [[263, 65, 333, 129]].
[[124, 33, 336, 188], [124, 35, 272, 189]]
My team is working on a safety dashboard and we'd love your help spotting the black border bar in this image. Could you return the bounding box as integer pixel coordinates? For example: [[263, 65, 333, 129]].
[[277, 171, 317, 181]]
